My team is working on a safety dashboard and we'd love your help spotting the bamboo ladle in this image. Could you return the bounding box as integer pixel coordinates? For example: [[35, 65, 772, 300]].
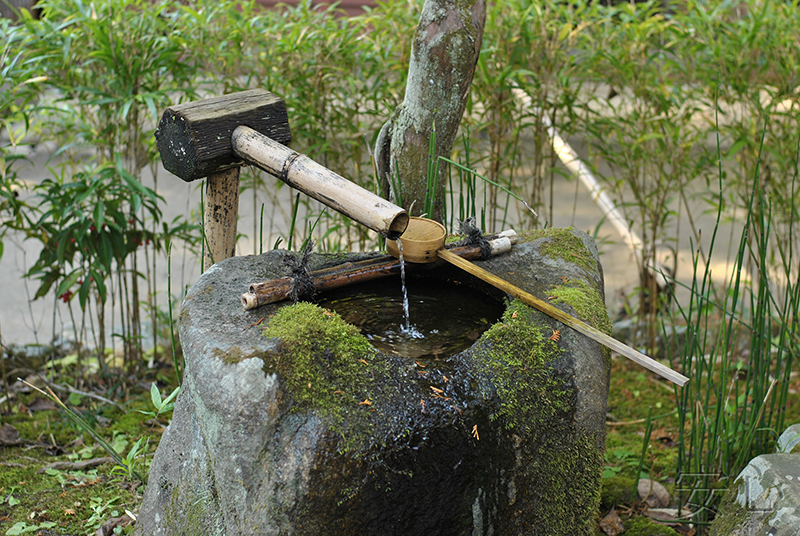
[[388, 218, 689, 387]]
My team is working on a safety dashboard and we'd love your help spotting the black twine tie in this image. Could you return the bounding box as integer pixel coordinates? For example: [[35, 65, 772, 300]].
[[451, 217, 492, 260], [283, 240, 316, 303]]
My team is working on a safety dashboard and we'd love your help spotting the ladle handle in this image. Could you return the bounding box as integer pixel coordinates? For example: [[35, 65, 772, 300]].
[[436, 248, 689, 387]]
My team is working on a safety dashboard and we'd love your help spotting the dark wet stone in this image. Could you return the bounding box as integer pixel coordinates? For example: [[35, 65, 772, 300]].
[[137, 228, 610, 536]]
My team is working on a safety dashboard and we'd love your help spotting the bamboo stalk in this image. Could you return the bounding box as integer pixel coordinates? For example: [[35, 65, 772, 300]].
[[232, 125, 409, 239], [436, 248, 689, 387], [241, 233, 515, 310]]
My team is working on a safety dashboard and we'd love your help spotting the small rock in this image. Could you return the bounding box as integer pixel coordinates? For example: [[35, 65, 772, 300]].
[[0, 424, 22, 446], [638, 478, 670, 507]]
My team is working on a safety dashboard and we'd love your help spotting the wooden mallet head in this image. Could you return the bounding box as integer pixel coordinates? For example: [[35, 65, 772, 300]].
[[155, 89, 291, 266], [156, 88, 291, 183]]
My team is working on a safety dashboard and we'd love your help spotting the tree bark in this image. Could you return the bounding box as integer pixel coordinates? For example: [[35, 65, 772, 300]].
[[375, 0, 486, 223]]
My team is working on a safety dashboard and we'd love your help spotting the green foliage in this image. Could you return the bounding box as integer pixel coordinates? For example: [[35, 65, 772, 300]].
[[671, 121, 799, 529], [623, 516, 682, 536], [6, 521, 58, 535]]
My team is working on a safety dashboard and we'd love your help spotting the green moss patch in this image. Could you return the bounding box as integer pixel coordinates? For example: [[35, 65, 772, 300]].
[[472, 300, 569, 436], [262, 302, 390, 452], [550, 278, 613, 364], [623, 516, 682, 535], [522, 227, 599, 276], [709, 486, 751, 536]]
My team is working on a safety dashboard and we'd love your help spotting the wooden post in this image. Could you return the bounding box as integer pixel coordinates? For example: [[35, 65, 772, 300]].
[[204, 167, 240, 265]]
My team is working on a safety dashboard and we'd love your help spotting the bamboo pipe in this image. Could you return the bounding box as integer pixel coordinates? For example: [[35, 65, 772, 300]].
[[241, 232, 517, 310], [436, 248, 689, 387], [231, 125, 409, 239]]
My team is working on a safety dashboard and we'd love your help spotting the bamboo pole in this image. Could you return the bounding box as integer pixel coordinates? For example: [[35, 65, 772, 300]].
[[232, 125, 409, 239], [436, 248, 689, 387], [241, 233, 515, 310]]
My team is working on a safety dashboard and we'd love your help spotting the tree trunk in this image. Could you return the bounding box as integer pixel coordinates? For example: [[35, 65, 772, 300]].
[[375, 0, 486, 223]]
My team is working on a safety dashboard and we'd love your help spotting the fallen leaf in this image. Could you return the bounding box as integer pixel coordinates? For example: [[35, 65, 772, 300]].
[[645, 508, 681, 526], [638, 478, 670, 508], [599, 507, 624, 536], [27, 398, 57, 412]]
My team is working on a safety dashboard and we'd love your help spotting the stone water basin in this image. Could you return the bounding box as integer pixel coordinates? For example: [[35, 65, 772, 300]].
[[318, 276, 506, 362]]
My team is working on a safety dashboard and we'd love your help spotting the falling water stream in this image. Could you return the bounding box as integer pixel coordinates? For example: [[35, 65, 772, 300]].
[[397, 238, 423, 339]]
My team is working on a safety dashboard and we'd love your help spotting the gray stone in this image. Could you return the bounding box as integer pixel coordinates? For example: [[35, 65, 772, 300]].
[[711, 425, 800, 536], [638, 478, 670, 508], [777, 424, 800, 454], [137, 228, 611, 536]]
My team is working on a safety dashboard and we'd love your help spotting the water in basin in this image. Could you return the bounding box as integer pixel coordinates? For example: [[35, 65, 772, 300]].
[[318, 277, 505, 362]]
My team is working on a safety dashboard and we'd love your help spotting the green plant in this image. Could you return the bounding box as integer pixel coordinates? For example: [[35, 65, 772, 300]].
[[20, 379, 145, 484], [0, 18, 40, 260], [85, 496, 122, 536], [5, 520, 58, 535], [6, 0, 205, 369], [672, 118, 798, 530], [139, 382, 179, 419], [581, 0, 708, 349]]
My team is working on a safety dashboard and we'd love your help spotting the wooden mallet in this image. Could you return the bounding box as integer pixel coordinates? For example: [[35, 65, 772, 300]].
[[156, 89, 408, 266]]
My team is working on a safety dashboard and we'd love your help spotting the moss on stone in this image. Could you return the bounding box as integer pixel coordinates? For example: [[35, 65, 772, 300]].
[[261, 302, 389, 453], [472, 299, 568, 436], [521, 227, 599, 276], [550, 279, 613, 365], [526, 430, 605, 535], [600, 475, 638, 509], [709, 486, 750, 536], [212, 345, 257, 365], [469, 295, 607, 534], [623, 516, 682, 536], [165, 485, 221, 536]]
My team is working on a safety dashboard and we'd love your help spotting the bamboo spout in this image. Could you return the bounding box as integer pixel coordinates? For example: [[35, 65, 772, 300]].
[[232, 125, 409, 239]]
